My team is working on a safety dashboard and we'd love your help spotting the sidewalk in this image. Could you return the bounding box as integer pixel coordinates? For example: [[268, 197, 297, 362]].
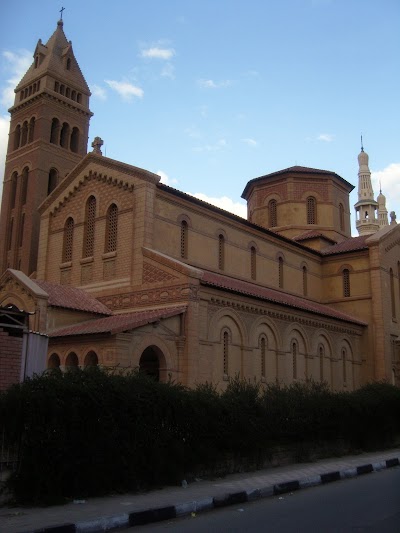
[[1, 448, 399, 533]]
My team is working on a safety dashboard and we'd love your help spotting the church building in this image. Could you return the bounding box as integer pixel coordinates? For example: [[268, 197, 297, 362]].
[[0, 20, 399, 392]]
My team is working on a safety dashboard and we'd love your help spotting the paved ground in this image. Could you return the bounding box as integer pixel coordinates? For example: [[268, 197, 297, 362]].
[[0, 447, 399, 533]]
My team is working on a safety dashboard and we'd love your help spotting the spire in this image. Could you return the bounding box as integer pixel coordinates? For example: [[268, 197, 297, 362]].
[[354, 140, 379, 236]]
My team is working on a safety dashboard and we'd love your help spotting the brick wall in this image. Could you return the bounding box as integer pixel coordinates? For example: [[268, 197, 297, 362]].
[[0, 328, 22, 391]]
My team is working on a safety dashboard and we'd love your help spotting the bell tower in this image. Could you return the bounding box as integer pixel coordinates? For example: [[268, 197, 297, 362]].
[[0, 18, 92, 276], [354, 139, 379, 236]]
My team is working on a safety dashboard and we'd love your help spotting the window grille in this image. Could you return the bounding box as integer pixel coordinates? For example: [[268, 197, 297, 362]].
[[105, 204, 118, 253]]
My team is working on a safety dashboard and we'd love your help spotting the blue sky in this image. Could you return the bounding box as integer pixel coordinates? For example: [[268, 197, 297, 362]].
[[1, 0, 399, 235]]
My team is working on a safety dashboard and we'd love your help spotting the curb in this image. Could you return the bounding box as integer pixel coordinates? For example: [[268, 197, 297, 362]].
[[25, 456, 400, 533]]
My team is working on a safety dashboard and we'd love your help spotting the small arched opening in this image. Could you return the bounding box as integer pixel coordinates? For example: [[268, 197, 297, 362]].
[[48, 353, 61, 369], [84, 350, 98, 367], [65, 351, 79, 369], [139, 346, 166, 382]]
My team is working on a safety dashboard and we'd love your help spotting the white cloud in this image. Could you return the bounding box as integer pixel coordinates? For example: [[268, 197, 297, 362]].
[[242, 138, 258, 147], [1, 50, 32, 108], [156, 170, 178, 186], [317, 133, 334, 142], [161, 63, 175, 79], [186, 192, 247, 219], [141, 47, 175, 60], [198, 79, 232, 89], [105, 80, 144, 101], [91, 84, 107, 100], [193, 138, 228, 152], [372, 163, 400, 215]]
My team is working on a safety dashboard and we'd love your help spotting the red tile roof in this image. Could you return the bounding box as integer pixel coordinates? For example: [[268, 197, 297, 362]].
[[321, 235, 369, 255], [293, 231, 337, 244], [242, 166, 354, 199], [34, 280, 112, 315], [200, 270, 366, 326], [50, 305, 187, 337]]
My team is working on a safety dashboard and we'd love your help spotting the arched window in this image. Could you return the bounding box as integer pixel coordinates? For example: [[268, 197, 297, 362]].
[[398, 262, 400, 308], [390, 268, 396, 319], [84, 351, 98, 367], [342, 348, 347, 384], [10, 172, 18, 209], [47, 168, 58, 195], [319, 345, 324, 382], [60, 84, 65, 96], [223, 330, 229, 376], [65, 87, 71, 98], [7, 219, 14, 251], [66, 57, 71, 70], [18, 213, 25, 247], [34, 55, 39, 69], [54, 81, 59, 92], [70, 127, 79, 153], [48, 353, 60, 369], [218, 234, 225, 270], [105, 203, 118, 253], [302, 266, 308, 296], [306, 196, 317, 224], [251, 246, 256, 280], [292, 341, 297, 380], [269, 199, 277, 228], [28, 117, 35, 143], [50, 118, 60, 144], [63, 217, 74, 262], [60, 122, 70, 148], [21, 167, 28, 205], [14, 124, 21, 150], [278, 256, 284, 289], [339, 203, 345, 231], [180, 220, 188, 259], [71, 90, 76, 101], [65, 352, 79, 369], [83, 196, 96, 258], [77, 93, 82, 104], [261, 336, 266, 379], [21, 121, 28, 146], [343, 269, 350, 297]]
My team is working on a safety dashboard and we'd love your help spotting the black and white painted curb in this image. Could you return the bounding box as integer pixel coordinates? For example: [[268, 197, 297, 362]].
[[25, 456, 400, 533]]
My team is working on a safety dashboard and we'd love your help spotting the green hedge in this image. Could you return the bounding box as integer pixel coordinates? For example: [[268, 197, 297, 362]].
[[1, 370, 399, 504]]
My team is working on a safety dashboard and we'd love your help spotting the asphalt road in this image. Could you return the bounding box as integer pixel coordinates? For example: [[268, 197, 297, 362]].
[[128, 467, 400, 532]]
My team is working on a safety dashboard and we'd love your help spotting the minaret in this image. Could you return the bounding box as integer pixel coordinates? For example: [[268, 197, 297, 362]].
[[0, 18, 92, 276], [354, 138, 379, 235], [377, 183, 389, 228]]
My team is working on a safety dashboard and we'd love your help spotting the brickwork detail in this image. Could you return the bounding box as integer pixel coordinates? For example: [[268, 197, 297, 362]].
[[103, 259, 115, 280], [0, 329, 22, 392], [98, 284, 199, 311], [143, 262, 179, 284], [60, 268, 71, 285], [81, 264, 93, 284], [294, 182, 329, 201]]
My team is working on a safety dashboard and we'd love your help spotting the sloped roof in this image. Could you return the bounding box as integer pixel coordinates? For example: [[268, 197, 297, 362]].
[[320, 235, 369, 256], [16, 20, 90, 93], [200, 270, 366, 326], [50, 305, 187, 337], [293, 231, 337, 244], [242, 165, 354, 199], [34, 280, 112, 315]]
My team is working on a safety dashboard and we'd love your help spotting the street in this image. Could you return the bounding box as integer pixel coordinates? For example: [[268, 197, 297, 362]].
[[128, 467, 400, 532]]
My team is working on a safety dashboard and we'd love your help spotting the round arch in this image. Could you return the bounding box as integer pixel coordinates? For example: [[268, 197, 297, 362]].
[[139, 345, 167, 382], [65, 351, 79, 369], [48, 353, 61, 369], [84, 350, 99, 367], [207, 307, 247, 346], [133, 335, 175, 383]]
